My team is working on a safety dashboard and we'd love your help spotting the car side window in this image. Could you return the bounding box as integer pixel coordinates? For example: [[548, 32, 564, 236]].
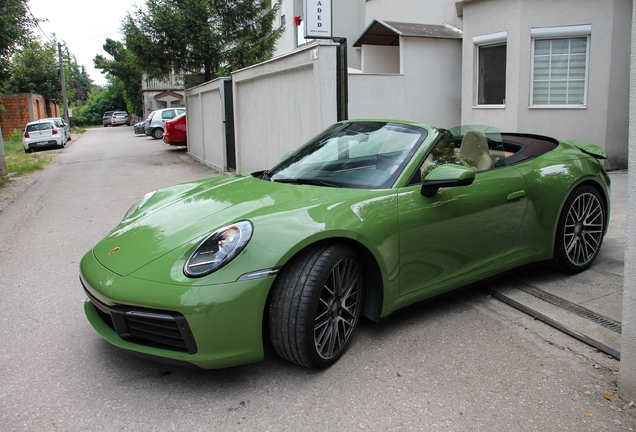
[[177, 109, 185, 115], [162, 110, 175, 119]]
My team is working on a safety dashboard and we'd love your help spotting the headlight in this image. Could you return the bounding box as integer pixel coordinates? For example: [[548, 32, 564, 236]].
[[184, 221, 253, 278], [123, 191, 157, 220]]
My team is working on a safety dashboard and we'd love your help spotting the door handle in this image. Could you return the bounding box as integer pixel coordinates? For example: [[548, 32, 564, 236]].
[[506, 190, 526, 201]]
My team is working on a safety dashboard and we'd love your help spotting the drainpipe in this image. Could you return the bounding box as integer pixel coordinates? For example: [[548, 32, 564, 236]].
[[333, 37, 348, 121]]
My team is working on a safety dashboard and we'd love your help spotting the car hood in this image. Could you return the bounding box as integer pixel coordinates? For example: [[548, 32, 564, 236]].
[[92, 174, 377, 278]]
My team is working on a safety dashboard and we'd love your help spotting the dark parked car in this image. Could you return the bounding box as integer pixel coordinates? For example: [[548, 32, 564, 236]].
[[133, 121, 145, 134], [102, 111, 115, 127]]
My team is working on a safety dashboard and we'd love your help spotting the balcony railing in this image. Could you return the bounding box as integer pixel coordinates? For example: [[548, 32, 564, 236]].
[[142, 74, 184, 91]]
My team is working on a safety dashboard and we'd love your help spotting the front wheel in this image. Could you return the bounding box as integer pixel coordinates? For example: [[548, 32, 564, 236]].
[[269, 243, 363, 369], [152, 128, 163, 139], [552, 185, 606, 273]]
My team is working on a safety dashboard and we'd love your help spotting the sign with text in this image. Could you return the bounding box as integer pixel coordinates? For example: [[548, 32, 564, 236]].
[[304, 0, 332, 39]]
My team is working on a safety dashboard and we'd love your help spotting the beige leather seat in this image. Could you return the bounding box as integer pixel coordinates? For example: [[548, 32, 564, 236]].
[[458, 129, 494, 171]]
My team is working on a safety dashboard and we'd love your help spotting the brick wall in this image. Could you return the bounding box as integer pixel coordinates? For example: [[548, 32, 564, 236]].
[[0, 93, 60, 140]]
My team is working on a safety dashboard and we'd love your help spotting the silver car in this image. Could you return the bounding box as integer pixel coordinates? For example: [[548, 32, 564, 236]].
[[111, 111, 130, 126], [144, 108, 185, 139], [22, 120, 65, 153]]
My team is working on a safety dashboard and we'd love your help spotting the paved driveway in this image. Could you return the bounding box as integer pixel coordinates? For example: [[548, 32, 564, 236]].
[[1, 127, 634, 430]]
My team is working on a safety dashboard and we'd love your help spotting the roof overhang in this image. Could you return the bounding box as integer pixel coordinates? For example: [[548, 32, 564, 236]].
[[153, 90, 184, 101], [455, 0, 477, 18], [353, 20, 463, 48]]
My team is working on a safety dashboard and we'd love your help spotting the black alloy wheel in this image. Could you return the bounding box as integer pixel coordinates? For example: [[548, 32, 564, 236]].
[[552, 185, 605, 273], [269, 243, 363, 369]]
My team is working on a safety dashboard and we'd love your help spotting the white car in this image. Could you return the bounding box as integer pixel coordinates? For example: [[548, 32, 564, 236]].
[[22, 120, 65, 153], [40, 117, 71, 143]]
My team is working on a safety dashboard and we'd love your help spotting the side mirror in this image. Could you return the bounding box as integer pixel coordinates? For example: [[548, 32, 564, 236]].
[[420, 164, 475, 197]]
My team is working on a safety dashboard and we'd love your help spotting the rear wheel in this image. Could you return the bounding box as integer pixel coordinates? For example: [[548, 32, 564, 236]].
[[552, 185, 605, 273], [269, 243, 363, 369], [152, 128, 163, 139]]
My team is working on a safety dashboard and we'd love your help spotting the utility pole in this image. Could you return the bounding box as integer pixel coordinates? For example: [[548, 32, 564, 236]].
[[0, 126, 7, 176], [58, 42, 69, 124]]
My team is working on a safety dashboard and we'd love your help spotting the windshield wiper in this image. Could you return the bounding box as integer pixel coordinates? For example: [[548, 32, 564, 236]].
[[272, 177, 340, 188], [252, 170, 271, 180]]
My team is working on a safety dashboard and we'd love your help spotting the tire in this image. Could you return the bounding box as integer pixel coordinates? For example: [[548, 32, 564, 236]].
[[269, 243, 363, 369], [152, 128, 163, 139], [552, 185, 606, 273]]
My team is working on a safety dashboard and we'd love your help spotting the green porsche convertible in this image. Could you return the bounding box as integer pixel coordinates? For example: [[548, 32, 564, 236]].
[[80, 120, 610, 369]]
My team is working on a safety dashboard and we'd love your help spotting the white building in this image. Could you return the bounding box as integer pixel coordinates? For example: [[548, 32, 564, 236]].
[[141, 74, 186, 118], [271, 0, 631, 169]]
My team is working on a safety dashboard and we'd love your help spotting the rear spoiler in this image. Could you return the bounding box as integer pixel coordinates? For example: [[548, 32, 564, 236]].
[[561, 139, 607, 160]]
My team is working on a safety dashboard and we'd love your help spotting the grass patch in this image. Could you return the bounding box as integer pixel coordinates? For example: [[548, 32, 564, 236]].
[[0, 131, 56, 188]]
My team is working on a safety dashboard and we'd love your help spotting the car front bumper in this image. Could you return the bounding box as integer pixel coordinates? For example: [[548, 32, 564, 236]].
[[80, 251, 273, 369]]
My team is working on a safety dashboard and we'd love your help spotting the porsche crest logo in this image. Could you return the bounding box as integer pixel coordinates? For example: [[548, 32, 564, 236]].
[[109, 246, 121, 255]]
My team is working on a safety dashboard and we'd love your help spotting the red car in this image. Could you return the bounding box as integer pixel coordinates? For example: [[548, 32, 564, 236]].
[[162, 113, 187, 145]]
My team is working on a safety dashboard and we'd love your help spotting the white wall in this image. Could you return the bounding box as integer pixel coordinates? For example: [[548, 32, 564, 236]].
[[364, 0, 461, 29], [232, 44, 339, 174], [619, 0, 636, 401], [362, 45, 400, 74], [185, 79, 229, 172], [461, 0, 631, 169], [350, 37, 462, 128], [273, 0, 364, 70]]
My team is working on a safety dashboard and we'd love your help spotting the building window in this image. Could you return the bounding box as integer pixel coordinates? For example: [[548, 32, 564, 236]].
[[530, 25, 591, 107], [479, 44, 507, 105], [473, 31, 507, 106]]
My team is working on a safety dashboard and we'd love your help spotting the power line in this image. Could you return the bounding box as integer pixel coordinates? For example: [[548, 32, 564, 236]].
[[26, 5, 53, 43], [67, 32, 122, 44]]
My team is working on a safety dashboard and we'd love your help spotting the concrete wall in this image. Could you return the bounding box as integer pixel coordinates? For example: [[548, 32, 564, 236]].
[[619, 0, 636, 401], [350, 37, 462, 128], [461, 0, 631, 169], [364, 0, 461, 29], [361, 45, 400, 74], [274, 0, 364, 70], [185, 79, 230, 172], [231, 43, 338, 174]]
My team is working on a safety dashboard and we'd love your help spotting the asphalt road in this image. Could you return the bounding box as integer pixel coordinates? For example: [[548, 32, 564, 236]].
[[1, 126, 635, 430]]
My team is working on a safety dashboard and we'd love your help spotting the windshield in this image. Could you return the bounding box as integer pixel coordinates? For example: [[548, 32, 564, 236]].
[[266, 122, 427, 189]]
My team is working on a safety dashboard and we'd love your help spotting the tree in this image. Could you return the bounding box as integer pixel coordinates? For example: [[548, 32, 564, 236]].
[[67, 64, 93, 104], [0, 0, 37, 84], [70, 77, 127, 126], [5, 37, 60, 102], [94, 39, 143, 115], [211, 0, 282, 73], [122, 0, 283, 83]]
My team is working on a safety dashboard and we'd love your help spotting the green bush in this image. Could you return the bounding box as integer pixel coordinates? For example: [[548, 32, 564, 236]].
[[10, 129, 22, 142]]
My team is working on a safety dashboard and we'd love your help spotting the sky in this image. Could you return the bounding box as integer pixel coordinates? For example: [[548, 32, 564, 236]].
[[27, 0, 140, 86]]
